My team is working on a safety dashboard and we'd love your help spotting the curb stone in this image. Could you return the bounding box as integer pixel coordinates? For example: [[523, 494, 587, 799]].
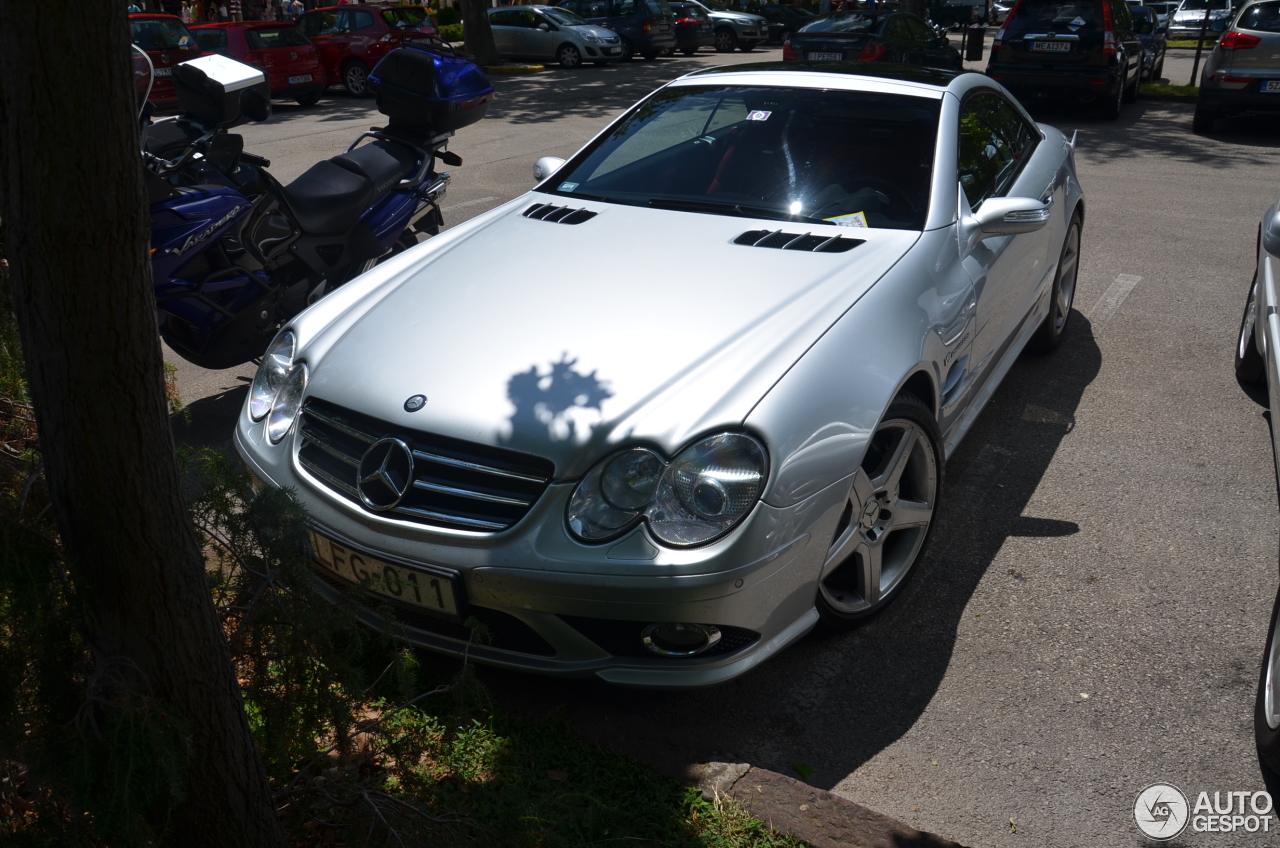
[[695, 763, 972, 848]]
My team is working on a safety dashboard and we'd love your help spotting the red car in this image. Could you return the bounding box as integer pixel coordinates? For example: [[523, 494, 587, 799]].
[[189, 21, 326, 106], [298, 4, 440, 98], [129, 13, 203, 107]]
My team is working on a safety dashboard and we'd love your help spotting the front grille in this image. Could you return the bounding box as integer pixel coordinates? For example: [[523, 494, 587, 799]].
[[297, 398, 554, 532], [734, 229, 865, 253], [312, 567, 557, 656], [559, 615, 760, 659]]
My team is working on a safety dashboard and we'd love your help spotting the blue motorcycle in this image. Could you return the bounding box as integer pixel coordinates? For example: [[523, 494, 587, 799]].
[[137, 45, 493, 369]]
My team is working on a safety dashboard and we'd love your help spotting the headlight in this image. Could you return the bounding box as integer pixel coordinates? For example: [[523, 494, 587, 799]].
[[583, 33, 602, 42], [566, 434, 766, 547], [266, 363, 307, 444], [248, 331, 296, 421]]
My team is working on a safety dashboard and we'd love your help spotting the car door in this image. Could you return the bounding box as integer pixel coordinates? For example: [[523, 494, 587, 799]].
[[957, 91, 1055, 386], [528, 11, 564, 58], [488, 10, 520, 56], [299, 10, 346, 82], [347, 8, 381, 63]]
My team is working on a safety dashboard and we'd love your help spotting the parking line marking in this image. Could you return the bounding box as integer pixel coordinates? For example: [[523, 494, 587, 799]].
[[443, 196, 499, 213], [1089, 274, 1142, 327]]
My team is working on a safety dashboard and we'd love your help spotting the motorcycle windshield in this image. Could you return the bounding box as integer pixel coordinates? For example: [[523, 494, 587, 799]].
[[132, 45, 154, 120]]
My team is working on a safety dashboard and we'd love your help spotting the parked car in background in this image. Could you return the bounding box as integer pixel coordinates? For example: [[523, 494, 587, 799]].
[[992, 1, 1014, 23], [488, 5, 624, 66], [1169, 0, 1235, 35], [683, 0, 767, 51], [189, 21, 326, 105], [128, 13, 203, 107], [1193, 0, 1280, 131], [757, 4, 817, 43], [986, 0, 1143, 119], [784, 11, 963, 71], [297, 4, 440, 97], [670, 2, 716, 53], [554, 0, 677, 59], [1145, 0, 1180, 24], [1130, 4, 1168, 78]]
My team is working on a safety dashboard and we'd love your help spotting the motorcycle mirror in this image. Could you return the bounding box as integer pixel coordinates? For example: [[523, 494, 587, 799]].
[[131, 44, 155, 122], [240, 88, 272, 124]]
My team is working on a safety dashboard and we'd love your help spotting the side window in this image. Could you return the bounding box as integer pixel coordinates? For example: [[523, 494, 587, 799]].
[[489, 10, 514, 25], [557, 0, 581, 13], [194, 28, 229, 53], [314, 11, 344, 35], [958, 93, 1038, 207], [906, 16, 936, 42], [884, 16, 911, 38], [515, 10, 539, 26], [353, 10, 376, 30], [611, 0, 638, 15], [581, 0, 609, 15]]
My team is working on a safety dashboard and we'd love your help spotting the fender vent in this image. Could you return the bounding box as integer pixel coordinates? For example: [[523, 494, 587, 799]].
[[734, 229, 865, 253], [522, 203, 597, 224]]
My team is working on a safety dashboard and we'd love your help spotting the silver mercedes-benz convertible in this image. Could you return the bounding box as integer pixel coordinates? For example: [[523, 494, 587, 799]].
[[235, 62, 1085, 687]]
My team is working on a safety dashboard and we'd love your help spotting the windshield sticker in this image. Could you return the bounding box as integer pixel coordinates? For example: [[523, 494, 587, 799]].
[[559, 182, 580, 192], [1069, 15, 1086, 28], [747, 110, 772, 121], [825, 211, 869, 228]]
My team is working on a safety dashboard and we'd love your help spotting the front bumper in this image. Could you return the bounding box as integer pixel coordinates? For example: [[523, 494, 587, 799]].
[[235, 418, 847, 688], [582, 41, 626, 59]]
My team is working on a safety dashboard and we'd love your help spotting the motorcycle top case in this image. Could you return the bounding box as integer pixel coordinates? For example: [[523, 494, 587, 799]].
[[174, 54, 271, 128], [368, 44, 494, 136]]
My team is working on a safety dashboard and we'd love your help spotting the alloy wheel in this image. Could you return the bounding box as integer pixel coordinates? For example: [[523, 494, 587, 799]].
[[345, 63, 369, 97], [715, 28, 736, 51], [559, 45, 581, 67], [819, 417, 938, 616], [1054, 221, 1079, 332]]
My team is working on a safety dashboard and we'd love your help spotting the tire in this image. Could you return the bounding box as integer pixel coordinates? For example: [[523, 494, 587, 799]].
[[738, 40, 758, 52], [1257, 589, 1280, 775], [1027, 213, 1081, 354], [1237, 270, 1266, 383], [816, 393, 943, 629], [1122, 65, 1138, 103], [294, 90, 322, 107], [1193, 102, 1218, 134], [619, 37, 635, 61], [342, 60, 371, 98], [777, 28, 792, 44], [681, 47, 696, 55], [557, 43, 582, 68], [1099, 70, 1124, 119], [1154, 52, 1165, 81], [714, 27, 737, 52]]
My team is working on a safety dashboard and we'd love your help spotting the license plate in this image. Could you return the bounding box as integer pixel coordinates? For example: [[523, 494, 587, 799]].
[[808, 51, 843, 60], [287, 74, 313, 84], [1264, 80, 1280, 93], [310, 531, 461, 619], [154, 67, 173, 76], [608, 46, 621, 53], [1030, 40, 1072, 52], [741, 29, 757, 35]]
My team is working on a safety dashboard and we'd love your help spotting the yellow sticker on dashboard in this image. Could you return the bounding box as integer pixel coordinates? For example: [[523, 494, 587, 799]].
[[824, 211, 868, 228]]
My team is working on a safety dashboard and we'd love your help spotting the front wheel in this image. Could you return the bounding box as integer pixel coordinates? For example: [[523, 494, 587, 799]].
[[619, 37, 635, 60], [557, 43, 583, 68], [1256, 589, 1280, 775], [714, 27, 737, 52], [1028, 213, 1081, 353], [816, 394, 943, 628], [343, 60, 372, 98], [1237, 271, 1265, 383]]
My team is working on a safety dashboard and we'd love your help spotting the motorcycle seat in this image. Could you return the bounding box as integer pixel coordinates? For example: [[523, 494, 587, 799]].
[[329, 140, 419, 200], [279, 160, 375, 235]]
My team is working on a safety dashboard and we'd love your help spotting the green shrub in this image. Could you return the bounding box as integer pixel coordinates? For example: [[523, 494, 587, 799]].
[[440, 22, 464, 41], [436, 6, 459, 26]]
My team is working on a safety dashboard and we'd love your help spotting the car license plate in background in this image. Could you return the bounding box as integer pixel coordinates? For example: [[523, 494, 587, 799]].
[[154, 67, 173, 76], [1264, 80, 1280, 93], [1030, 40, 1072, 52], [287, 74, 313, 84], [808, 51, 842, 60], [310, 531, 460, 618]]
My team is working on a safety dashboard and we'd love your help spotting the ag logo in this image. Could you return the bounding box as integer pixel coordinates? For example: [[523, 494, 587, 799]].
[[1134, 783, 1189, 840]]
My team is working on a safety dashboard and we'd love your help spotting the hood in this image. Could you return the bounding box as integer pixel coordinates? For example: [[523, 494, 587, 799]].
[[709, 10, 765, 23], [298, 195, 919, 476], [581, 24, 619, 38], [1173, 7, 1228, 19]]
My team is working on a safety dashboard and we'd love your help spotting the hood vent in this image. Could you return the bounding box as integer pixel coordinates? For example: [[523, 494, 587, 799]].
[[734, 229, 865, 253], [523, 203, 597, 224]]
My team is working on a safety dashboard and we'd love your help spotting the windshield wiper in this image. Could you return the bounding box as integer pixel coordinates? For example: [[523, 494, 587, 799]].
[[647, 198, 829, 225]]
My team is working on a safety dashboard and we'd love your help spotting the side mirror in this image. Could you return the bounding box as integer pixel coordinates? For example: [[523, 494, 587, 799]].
[[533, 155, 567, 182], [538, 22, 551, 30], [959, 192, 1051, 251], [1210, 19, 1227, 31]]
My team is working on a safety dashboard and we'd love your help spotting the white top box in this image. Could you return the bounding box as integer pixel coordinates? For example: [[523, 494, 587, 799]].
[[178, 53, 266, 92]]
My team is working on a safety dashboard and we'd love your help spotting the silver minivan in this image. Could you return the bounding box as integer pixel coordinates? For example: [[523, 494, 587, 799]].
[[487, 5, 625, 67]]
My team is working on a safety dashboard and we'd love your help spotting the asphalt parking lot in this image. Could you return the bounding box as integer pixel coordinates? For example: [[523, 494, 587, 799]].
[[167, 46, 1280, 847]]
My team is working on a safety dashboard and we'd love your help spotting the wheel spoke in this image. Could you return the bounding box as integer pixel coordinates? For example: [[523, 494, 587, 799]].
[[857, 538, 883, 605], [850, 466, 875, 507], [872, 425, 917, 494], [887, 497, 932, 531], [824, 521, 860, 570]]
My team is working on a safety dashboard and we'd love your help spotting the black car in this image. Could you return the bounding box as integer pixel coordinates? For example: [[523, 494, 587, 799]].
[[985, 0, 1144, 118], [783, 10, 963, 71], [1131, 4, 1167, 79], [670, 1, 716, 52], [757, 3, 817, 43], [555, 0, 677, 59]]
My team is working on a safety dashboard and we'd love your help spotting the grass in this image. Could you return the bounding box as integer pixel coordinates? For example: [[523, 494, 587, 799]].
[[1166, 36, 1219, 48], [1140, 80, 1200, 99]]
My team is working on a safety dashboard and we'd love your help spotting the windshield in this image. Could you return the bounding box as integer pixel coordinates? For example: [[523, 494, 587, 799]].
[[1239, 0, 1280, 30], [545, 7, 590, 24], [1178, 0, 1231, 10], [130, 18, 196, 51], [382, 8, 432, 27], [799, 12, 883, 33], [700, 0, 729, 10], [1006, 0, 1100, 32], [247, 26, 310, 48], [545, 85, 940, 231]]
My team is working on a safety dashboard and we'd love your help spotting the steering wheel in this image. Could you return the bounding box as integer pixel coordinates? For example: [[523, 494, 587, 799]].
[[843, 176, 921, 222]]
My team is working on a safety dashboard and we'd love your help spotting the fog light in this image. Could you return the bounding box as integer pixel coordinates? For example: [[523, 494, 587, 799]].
[[641, 622, 721, 657]]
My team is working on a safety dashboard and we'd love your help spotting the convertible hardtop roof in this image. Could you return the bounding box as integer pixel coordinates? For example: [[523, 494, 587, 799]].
[[686, 60, 964, 88]]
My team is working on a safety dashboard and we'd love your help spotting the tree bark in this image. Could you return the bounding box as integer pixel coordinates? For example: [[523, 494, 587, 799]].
[[459, 0, 502, 67], [903, 0, 930, 22], [0, 5, 286, 847]]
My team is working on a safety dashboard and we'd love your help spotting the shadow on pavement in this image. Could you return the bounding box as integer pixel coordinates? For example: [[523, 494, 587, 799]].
[[468, 311, 1102, 792], [171, 382, 249, 453]]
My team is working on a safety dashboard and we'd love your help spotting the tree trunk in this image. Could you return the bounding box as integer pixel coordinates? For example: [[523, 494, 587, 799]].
[[459, 0, 502, 67], [0, 6, 286, 847], [902, 0, 929, 22]]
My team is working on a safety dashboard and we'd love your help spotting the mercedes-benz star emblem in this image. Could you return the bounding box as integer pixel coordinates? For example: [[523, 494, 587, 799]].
[[357, 438, 414, 511], [404, 394, 427, 412], [290, 51, 297, 59], [160, 53, 169, 64]]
